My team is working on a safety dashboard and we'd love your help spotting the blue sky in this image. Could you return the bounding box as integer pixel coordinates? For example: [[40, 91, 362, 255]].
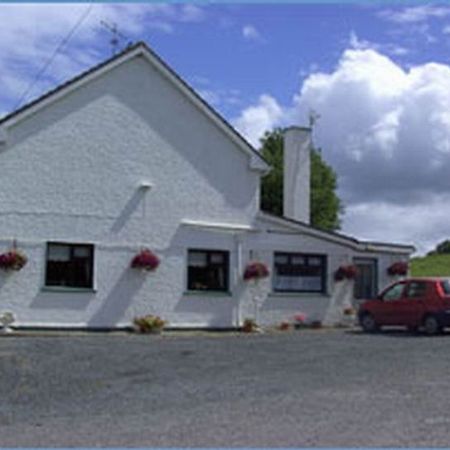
[[2, 3, 450, 254]]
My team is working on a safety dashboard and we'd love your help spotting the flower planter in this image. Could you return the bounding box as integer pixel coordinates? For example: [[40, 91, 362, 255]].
[[130, 249, 160, 272], [0, 250, 27, 271]]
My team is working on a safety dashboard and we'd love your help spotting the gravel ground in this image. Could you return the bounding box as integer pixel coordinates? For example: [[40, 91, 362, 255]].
[[1, 328, 450, 447]]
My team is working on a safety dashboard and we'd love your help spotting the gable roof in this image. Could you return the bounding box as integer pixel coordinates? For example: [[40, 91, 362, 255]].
[[258, 211, 415, 254], [0, 41, 269, 173]]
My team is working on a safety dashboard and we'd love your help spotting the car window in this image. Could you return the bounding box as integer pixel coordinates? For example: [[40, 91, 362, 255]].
[[382, 283, 405, 301], [441, 280, 450, 295], [405, 281, 427, 299]]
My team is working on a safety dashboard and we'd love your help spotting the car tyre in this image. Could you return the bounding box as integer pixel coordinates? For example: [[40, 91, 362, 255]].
[[423, 315, 442, 336], [360, 313, 378, 333]]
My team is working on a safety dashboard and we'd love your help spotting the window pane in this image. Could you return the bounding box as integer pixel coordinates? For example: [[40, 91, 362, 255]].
[[73, 246, 90, 258], [48, 245, 70, 262], [210, 253, 224, 264], [188, 252, 207, 267], [291, 256, 305, 265], [406, 282, 427, 298], [383, 283, 404, 301], [441, 280, 450, 295], [274, 254, 288, 264], [308, 257, 322, 266]]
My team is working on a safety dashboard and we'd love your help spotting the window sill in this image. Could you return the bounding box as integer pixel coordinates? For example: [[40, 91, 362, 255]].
[[42, 286, 97, 294], [184, 290, 232, 297]]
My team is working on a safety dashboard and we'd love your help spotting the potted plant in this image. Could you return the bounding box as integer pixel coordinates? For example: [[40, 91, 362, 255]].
[[0, 249, 27, 271], [242, 318, 258, 333], [387, 261, 408, 276], [133, 314, 166, 334], [278, 321, 291, 331], [334, 264, 358, 282], [243, 261, 270, 281], [293, 313, 307, 330], [0, 312, 15, 334], [130, 248, 160, 272]]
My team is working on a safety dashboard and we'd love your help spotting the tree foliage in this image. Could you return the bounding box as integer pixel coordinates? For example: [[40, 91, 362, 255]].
[[427, 239, 450, 256], [259, 128, 343, 231]]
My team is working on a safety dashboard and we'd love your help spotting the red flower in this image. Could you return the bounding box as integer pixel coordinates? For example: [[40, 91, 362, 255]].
[[0, 250, 27, 271], [131, 249, 160, 271], [387, 261, 408, 276], [243, 261, 269, 281], [334, 265, 358, 281]]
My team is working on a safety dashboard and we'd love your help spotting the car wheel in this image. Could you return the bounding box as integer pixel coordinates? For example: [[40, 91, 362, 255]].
[[423, 315, 442, 336], [360, 313, 378, 333]]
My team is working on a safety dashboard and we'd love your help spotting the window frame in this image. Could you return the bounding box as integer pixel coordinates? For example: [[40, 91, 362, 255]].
[[273, 251, 327, 294], [187, 249, 230, 293], [45, 242, 95, 290]]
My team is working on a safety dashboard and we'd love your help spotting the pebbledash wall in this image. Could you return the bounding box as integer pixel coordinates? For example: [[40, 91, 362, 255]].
[[0, 43, 413, 329]]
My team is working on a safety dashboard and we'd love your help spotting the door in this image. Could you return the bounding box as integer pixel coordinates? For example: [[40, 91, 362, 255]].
[[354, 258, 378, 300], [402, 281, 428, 326]]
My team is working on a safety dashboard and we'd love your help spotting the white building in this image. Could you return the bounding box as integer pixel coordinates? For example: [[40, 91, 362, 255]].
[[0, 42, 414, 330]]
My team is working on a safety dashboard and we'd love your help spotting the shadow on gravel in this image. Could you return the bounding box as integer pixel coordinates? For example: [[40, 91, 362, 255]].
[[345, 328, 450, 339]]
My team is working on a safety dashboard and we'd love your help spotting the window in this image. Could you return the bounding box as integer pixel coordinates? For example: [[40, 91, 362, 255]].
[[187, 250, 229, 292], [46, 243, 94, 288], [405, 281, 427, 299], [273, 252, 326, 293], [441, 280, 450, 295], [381, 282, 405, 301]]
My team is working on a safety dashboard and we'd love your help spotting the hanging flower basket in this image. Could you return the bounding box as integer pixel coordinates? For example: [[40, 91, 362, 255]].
[[130, 248, 160, 271], [0, 249, 27, 271], [243, 261, 269, 282], [334, 264, 358, 282], [387, 261, 408, 276]]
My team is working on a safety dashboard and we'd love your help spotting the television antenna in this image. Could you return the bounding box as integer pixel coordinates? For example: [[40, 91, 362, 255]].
[[100, 21, 132, 56], [308, 109, 321, 129]]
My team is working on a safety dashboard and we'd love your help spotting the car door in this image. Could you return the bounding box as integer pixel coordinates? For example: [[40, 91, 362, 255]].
[[402, 281, 428, 326], [376, 281, 407, 325]]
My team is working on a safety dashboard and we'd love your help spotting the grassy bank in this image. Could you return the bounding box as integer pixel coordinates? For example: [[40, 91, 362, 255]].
[[410, 253, 450, 277]]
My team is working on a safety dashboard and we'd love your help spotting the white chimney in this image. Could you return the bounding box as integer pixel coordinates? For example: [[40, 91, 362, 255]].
[[283, 126, 311, 224]]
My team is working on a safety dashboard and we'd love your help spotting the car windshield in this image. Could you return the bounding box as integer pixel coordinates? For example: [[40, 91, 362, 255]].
[[441, 280, 450, 295]]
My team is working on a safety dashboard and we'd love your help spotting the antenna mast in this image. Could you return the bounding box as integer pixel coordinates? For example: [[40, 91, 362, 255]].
[[308, 109, 321, 129], [100, 21, 131, 56]]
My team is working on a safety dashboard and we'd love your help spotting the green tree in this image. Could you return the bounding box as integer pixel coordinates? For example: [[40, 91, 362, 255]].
[[427, 239, 450, 256], [260, 128, 343, 231]]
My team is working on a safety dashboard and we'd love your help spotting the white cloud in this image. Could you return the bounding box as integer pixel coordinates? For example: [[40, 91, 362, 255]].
[[379, 5, 450, 24], [234, 47, 450, 253], [0, 3, 206, 111], [232, 94, 284, 147], [348, 31, 409, 57], [242, 24, 263, 42]]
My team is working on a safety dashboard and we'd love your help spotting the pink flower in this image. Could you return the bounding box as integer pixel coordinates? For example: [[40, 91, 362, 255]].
[[294, 313, 306, 324], [243, 261, 269, 281], [334, 265, 358, 281], [0, 249, 27, 271], [387, 261, 408, 276], [131, 249, 160, 271]]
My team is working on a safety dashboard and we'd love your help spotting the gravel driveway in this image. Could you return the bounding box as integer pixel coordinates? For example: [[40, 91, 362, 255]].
[[1, 328, 450, 446]]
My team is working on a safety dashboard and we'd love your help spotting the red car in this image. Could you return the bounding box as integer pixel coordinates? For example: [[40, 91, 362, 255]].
[[358, 278, 450, 335]]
